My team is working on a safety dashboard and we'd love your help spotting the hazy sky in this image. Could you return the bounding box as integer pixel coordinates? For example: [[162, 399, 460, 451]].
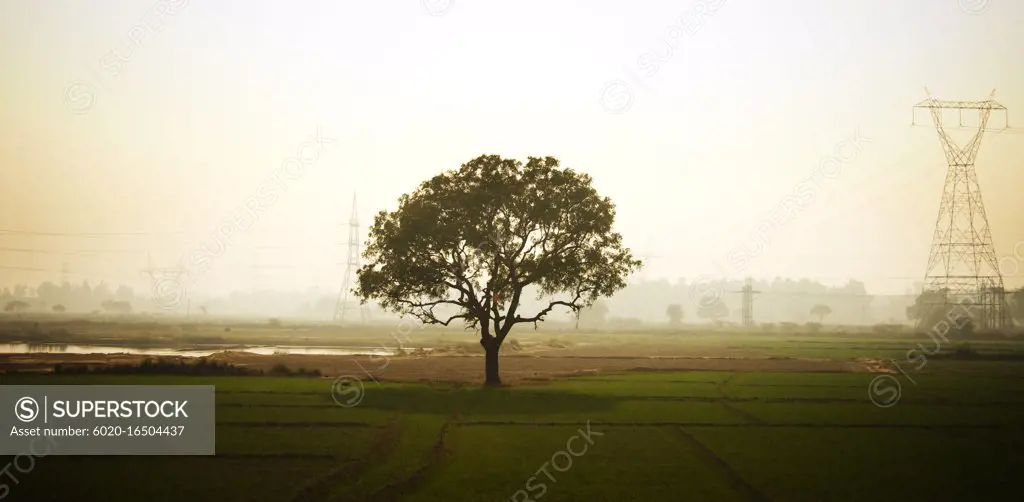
[[1, 0, 1022, 298]]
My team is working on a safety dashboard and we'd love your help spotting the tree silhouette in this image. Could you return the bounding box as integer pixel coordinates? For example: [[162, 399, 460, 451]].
[[810, 304, 832, 323], [4, 300, 29, 316], [1012, 288, 1024, 326], [355, 155, 640, 386], [666, 304, 684, 326], [101, 300, 133, 315], [696, 300, 729, 323], [906, 289, 951, 330], [949, 313, 975, 339], [115, 285, 134, 301]]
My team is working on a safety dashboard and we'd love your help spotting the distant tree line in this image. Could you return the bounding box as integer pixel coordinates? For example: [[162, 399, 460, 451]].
[[907, 288, 1024, 333], [4, 277, 1021, 327], [1, 280, 140, 314]]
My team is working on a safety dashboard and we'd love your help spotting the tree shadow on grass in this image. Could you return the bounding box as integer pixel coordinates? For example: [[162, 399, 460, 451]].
[[353, 384, 624, 419]]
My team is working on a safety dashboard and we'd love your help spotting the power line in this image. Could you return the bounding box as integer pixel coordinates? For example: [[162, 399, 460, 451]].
[[0, 247, 147, 255], [718, 119, 1016, 242], [0, 229, 350, 249], [0, 265, 55, 272], [0, 229, 201, 237], [0, 244, 339, 254], [729, 291, 905, 298]]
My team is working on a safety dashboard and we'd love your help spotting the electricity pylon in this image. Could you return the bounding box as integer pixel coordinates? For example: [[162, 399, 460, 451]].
[[334, 193, 370, 323], [729, 278, 761, 327], [141, 252, 191, 310], [912, 89, 1011, 330]]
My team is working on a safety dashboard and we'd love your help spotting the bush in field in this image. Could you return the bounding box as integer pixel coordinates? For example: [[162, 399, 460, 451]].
[[778, 322, 799, 332], [268, 363, 292, 376], [265, 364, 322, 377], [53, 357, 256, 376]]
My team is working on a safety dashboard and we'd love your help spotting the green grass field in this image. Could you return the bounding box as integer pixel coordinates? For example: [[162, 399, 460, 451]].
[[3, 365, 1023, 502]]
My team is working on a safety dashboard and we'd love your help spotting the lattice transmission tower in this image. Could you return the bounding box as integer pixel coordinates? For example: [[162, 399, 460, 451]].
[[141, 252, 191, 310], [912, 89, 1011, 330], [729, 278, 761, 327], [334, 193, 370, 323]]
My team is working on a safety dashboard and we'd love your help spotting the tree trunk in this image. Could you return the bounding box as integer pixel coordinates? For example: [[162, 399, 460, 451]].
[[483, 339, 502, 387]]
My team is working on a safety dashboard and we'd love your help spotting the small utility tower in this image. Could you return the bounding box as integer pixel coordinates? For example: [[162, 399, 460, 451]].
[[142, 252, 190, 309], [912, 89, 1011, 330], [741, 278, 761, 326], [334, 193, 370, 323], [142, 253, 184, 281], [730, 278, 761, 327]]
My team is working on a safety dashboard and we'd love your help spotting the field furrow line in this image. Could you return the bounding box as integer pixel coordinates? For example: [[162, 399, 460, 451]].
[[456, 421, 1007, 429], [219, 421, 382, 428], [363, 413, 457, 502], [289, 415, 402, 502], [676, 427, 773, 502]]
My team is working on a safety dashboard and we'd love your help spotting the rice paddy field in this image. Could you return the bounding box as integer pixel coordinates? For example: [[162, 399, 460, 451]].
[[3, 352, 1024, 502]]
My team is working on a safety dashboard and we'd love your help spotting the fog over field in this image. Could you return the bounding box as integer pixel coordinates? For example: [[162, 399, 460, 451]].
[[1, 1, 1023, 501]]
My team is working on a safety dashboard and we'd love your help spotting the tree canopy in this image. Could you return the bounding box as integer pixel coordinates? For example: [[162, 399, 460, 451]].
[[355, 155, 640, 385], [906, 289, 952, 330], [696, 299, 729, 322], [4, 300, 29, 313], [666, 304, 684, 325], [810, 304, 832, 322]]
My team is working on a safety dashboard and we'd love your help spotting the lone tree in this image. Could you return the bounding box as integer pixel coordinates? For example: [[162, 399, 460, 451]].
[[666, 304, 684, 326], [355, 155, 641, 386], [810, 304, 832, 323]]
